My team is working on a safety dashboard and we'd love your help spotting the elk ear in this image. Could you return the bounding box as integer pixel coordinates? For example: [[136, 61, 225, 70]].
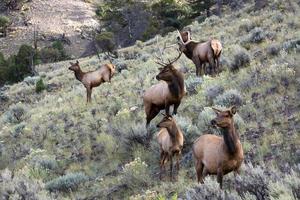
[[212, 107, 222, 114], [76, 60, 79, 64], [69, 62, 74, 65], [230, 106, 237, 115]]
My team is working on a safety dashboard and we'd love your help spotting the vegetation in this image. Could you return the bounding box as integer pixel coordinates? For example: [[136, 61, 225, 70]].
[[0, 15, 10, 37], [0, 40, 69, 85], [0, 1, 299, 199]]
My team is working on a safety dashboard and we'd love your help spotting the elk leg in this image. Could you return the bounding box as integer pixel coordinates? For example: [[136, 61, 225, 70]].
[[176, 152, 181, 179], [146, 105, 160, 140], [217, 167, 223, 189], [192, 57, 202, 76], [196, 160, 204, 183], [215, 57, 220, 75], [86, 87, 92, 103], [208, 57, 216, 77], [173, 102, 181, 115], [159, 151, 165, 180], [169, 155, 173, 182]]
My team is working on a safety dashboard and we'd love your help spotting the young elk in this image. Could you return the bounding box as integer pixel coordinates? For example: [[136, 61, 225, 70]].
[[68, 61, 116, 103], [143, 51, 185, 133], [177, 30, 222, 76], [156, 115, 184, 181], [192, 106, 244, 189]]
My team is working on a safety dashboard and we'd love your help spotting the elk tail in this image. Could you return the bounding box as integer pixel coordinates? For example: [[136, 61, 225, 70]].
[[210, 39, 222, 58]]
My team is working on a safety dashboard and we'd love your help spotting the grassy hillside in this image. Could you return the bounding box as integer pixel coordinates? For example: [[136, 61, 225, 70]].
[[0, 1, 299, 199]]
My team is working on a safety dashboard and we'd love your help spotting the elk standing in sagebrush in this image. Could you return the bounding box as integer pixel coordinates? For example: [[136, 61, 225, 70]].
[[177, 30, 222, 76], [192, 106, 244, 189], [156, 115, 184, 181], [143, 50, 185, 136], [69, 61, 115, 103]]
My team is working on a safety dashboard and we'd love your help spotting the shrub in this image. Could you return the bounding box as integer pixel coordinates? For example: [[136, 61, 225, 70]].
[[185, 76, 202, 95], [282, 39, 300, 52], [95, 32, 116, 53], [248, 27, 266, 43], [266, 43, 281, 56], [45, 172, 88, 192], [35, 78, 46, 93], [238, 19, 255, 33], [39, 41, 68, 63], [235, 164, 270, 200], [197, 107, 217, 134], [214, 89, 243, 107], [229, 47, 250, 71], [205, 85, 224, 104], [0, 15, 10, 37], [121, 157, 151, 191], [2, 103, 28, 124], [185, 177, 244, 200]]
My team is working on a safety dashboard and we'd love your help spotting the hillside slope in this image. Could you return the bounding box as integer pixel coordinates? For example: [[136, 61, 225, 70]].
[[0, 0, 99, 58], [0, 1, 299, 199]]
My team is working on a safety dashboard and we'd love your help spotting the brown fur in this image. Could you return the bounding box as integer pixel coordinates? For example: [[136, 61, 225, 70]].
[[68, 61, 116, 103], [143, 63, 185, 131], [177, 31, 222, 76], [192, 106, 244, 189], [156, 116, 184, 181]]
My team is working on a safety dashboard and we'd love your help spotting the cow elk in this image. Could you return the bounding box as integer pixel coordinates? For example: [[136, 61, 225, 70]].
[[68, 60, 116, 103], [177, 30, 222, 76], [192, 106, 244, 189], [156, 114, 184, 181], [143, 49, 185, 138]]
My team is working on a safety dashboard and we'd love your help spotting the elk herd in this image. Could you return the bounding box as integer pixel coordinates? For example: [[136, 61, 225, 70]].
[[68, 30, 243, 188]]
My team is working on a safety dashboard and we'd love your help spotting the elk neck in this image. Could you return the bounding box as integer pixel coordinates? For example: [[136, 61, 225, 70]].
[[220, 121, 239, 155], [168, 71, 184, 98], [165, 122, 179, 143], [73, 67, 85, 82], [183, 41, 198, 60]]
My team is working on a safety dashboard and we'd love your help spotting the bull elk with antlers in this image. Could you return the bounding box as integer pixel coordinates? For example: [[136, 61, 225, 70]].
[[68, 61, 116, 103], [177, 30, 222, 76], [192, 106, 244, 189], [143, 49, 185, 138]]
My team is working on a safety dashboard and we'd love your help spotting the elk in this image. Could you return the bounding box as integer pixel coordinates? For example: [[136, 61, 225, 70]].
[[192, 106, 244, 189], [68, 60, 116, 103], [143, 49, 185, 135], [177, 30, 222, 76], [156, 114, 184, 181]]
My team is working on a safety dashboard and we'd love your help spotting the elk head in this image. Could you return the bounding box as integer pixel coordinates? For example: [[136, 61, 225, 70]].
[[177, 30, 191, 46], [211, 106, 237, 128], [157, 114, 174, 128], [69, 60, 80, 71], [155, 50, 182, 82]]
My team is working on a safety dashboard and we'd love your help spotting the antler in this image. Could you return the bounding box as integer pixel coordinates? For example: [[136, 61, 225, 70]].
[[154, 36, 182, 67], [104, 51, 118, 64]]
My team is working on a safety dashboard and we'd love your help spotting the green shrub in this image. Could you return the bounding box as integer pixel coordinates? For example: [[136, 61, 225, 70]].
[[247, 27, 266, 43], [39, 41, 68, 63], [235, 164, 270, 200], [214, 89, 243, 107], [185, 177, 244, 200], [0, 15, 10, 37], [230, 47, 251, 71], [197, 107, 217, 134], [45, 172, 88, 192], [185, 77, 202, 95], [2, 103, 28, 124], [95, 32, 116, 53], [35, 78, 46, 93], [121, 157, 151, 191], [266, 43, 281, 56], [204, 85, 224, 104]]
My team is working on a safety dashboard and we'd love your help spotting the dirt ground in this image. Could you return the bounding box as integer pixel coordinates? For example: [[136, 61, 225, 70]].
[[0, 0, 99, 58]]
